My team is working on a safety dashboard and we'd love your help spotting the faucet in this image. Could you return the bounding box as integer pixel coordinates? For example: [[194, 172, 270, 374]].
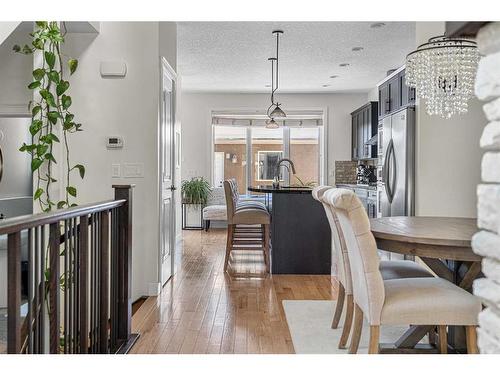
[[274, 158, 296, 187]]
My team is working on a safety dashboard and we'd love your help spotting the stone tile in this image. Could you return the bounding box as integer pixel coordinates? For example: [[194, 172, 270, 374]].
[[473, 278, 500, 310], [484, 97, 500, 121], [480, 121, 500, 150], [472, 230, 500, 260], [475, 51, 500, 101], [477, 185, 500, 232], [477, 22, 500, 55], [483, 258, 500, 283], [481, 152, 500, 182]]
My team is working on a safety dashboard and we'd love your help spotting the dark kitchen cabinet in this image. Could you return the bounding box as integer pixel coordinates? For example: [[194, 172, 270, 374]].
[[351, 102, 378, 160], [379, 68, 415, 119], [399, 70, 416, 107]]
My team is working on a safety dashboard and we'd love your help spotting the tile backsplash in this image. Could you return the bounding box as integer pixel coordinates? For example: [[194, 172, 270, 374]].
[[334, 160, 357, 184]]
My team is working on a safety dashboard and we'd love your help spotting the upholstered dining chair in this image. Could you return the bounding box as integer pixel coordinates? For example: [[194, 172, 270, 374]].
[[323, 188, 480, 354], [223, 179, 271, 273], [312, 185, 433, 349]]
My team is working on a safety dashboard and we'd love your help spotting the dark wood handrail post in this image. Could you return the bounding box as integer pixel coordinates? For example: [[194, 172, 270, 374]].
[[7, 232, 21, 353], [113, 185, 134, 347]]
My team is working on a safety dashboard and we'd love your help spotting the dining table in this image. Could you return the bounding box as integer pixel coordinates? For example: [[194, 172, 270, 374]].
[[370, 216, 482, 353]]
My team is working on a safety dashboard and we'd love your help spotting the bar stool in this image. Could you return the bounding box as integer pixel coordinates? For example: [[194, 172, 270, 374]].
[[223, 179, 271, 273]]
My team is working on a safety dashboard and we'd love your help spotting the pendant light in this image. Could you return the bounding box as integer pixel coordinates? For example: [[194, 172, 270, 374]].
[[266, 30, 286, 127]]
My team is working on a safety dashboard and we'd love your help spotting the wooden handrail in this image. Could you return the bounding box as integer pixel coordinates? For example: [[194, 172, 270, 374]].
[[5, 185, 136, 354], [0, 199, 126, 235]]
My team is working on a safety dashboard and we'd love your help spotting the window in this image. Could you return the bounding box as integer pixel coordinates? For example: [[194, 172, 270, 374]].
[[212, 111, 325, 193], [213, 126, 247, 194]]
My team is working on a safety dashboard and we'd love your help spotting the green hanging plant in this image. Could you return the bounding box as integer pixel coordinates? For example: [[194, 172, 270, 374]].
[[14, 21, 84, 212]]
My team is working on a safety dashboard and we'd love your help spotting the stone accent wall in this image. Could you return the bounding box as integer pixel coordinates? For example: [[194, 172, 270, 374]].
[[334, 160, 357, 184], [473, 21, 500, 354]]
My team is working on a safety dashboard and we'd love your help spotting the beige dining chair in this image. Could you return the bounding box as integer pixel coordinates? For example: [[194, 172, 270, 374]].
[[312, 185, 433, 349], [323, 188, 480, 354], [223, 179, 271, 273]]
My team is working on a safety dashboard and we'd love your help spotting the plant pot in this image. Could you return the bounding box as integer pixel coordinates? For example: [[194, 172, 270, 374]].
[[182, 203, 204, 230]]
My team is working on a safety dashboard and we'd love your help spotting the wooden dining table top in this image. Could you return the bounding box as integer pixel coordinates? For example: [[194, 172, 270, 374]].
[[370, 216, 477, 248]]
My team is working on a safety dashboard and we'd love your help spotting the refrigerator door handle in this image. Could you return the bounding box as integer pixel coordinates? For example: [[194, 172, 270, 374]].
[[390, 141, 397, 201], [0, 145, 3, 184], [383, 139, 394, 203]]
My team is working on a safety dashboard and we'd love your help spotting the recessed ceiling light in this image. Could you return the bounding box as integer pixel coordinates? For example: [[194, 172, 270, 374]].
[[329, 75, 339, 79], [322, 84, 330, 88], [339, 63, 350, 67], [370, 22, 386, 29], [265, 84, 271, 87], [352, 47, 364, 52]]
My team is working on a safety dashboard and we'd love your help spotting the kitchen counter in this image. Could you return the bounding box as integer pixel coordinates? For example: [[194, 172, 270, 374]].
[[248, 185, 331, 274], [336, 183, 377, 191], [248, 185, 313, 194]]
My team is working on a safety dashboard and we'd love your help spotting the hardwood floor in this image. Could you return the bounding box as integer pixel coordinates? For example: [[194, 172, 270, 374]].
[[130, 228, 337, 354]]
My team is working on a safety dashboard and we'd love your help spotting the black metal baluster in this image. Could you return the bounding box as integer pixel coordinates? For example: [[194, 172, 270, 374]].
[[68, 219, 73, 353], [34, 226, 40, 353], [64, 220, 68, 354], [40, 226, 46, 353], [27, 228, 33, 353]]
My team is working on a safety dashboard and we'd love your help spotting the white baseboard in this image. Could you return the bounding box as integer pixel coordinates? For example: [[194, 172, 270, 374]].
[[147, 282, 161, 296]]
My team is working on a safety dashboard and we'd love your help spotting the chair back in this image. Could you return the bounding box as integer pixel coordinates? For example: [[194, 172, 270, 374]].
[[223, 179, 239, 224], [314, 186, 353, 294], [323, 188, 385, 325], [207, 187, 226, 205]]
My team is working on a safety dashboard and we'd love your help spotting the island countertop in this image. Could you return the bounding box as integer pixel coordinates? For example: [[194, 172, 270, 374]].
[[248, 185, 313, 194]]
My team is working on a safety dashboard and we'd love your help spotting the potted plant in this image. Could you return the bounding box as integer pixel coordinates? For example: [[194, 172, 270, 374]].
[[181, 177, 211, 229]]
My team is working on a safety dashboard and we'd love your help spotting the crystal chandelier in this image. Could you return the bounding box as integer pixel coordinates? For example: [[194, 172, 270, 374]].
[[405, 36, 479, 119], [266, 30, 286, 129]]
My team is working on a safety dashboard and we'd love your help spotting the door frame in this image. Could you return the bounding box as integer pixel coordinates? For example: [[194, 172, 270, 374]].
[[158, 56, 177, 286]]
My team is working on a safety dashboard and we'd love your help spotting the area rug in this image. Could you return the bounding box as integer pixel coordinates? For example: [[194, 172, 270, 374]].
[[282, 300, 426, 354]]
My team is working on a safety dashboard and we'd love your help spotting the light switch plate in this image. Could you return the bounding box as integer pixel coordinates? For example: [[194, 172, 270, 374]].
[[123, 163, 144, 178], [111, 164, 121, 178]]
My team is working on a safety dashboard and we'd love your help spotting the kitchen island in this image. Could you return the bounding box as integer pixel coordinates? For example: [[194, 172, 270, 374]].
[[248, 185, 331, 274]]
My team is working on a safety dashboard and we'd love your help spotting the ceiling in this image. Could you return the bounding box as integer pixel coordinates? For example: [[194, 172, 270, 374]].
[[178, 22, 416, 94]]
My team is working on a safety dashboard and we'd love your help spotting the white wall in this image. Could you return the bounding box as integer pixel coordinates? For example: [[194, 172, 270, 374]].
[[415, 22, 485, 217], [0, 23, 32, 115], [180, 92, 366, 184], [63, 22, 177, 301]]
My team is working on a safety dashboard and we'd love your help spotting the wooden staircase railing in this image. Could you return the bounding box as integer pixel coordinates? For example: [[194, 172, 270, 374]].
[[1, 185, 137, 354]]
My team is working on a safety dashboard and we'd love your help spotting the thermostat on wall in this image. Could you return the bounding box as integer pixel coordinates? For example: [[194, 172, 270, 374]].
[[106, 136, 123, 149]]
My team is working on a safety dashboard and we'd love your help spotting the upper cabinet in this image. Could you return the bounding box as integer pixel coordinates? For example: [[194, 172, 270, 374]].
[[351, 102, 378, 161], [378, 68, 415, 120]]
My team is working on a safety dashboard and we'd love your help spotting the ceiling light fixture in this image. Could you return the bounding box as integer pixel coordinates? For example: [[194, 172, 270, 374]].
[[352, 47, 364, 52], [406, 35, 479, 119], [329, 75, 339, 79], [322, 84, 330, 87], [265, 118, 279, 129], [339, 63, 350, 67], [370, 22, 386, 29], [266, 30, 286, 128]]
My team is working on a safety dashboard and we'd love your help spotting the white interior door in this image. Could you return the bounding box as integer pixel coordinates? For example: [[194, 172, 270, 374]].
[[159, 59, 176, 286], [213, 152, 224, 188]]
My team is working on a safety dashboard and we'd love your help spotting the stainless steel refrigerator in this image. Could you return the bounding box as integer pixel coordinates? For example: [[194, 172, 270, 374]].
[[0, 117, 33, 219], [377, 107, 415, 217]]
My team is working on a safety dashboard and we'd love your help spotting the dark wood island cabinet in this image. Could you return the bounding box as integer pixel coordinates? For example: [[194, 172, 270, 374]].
[[248, 186, 331, 275]]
